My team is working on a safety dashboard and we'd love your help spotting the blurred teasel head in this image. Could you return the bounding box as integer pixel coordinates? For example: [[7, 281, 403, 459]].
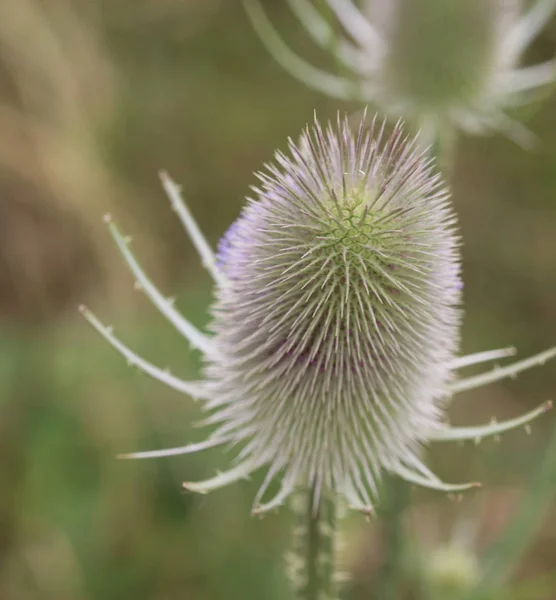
[[246, 0, 556, 145], [82, 114, 554, 514]]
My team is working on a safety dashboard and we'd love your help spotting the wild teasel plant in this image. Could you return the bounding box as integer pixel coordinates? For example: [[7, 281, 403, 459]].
[[245, 0, 556, 146], [81, 115, 554, 598]]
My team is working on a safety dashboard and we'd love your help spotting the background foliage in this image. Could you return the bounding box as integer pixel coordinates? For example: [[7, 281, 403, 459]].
[[0, 1, 555, 598]]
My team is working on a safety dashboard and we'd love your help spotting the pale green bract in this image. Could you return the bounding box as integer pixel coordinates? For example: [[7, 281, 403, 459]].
[[81, 114, 554, 515]]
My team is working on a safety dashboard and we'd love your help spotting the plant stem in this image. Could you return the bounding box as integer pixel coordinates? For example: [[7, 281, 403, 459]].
[[433, 123, 457, 182], [288, 485, 338, 600], [376, 475, 411, 599]]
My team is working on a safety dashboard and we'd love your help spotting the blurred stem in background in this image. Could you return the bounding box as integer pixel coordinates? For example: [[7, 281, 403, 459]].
[[469, 423, 556, 600], [431, 125, 457, 183]]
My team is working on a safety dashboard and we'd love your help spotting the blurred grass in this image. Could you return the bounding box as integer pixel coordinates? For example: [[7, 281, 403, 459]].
[[0, 1, 555, 599]]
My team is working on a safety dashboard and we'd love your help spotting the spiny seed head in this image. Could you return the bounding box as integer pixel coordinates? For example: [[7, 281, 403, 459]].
[[368, 0, 518, 116], [205, 115, 461, 508]]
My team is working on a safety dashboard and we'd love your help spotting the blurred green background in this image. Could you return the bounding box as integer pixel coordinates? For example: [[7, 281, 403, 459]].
[[0, 1, 555, 599]]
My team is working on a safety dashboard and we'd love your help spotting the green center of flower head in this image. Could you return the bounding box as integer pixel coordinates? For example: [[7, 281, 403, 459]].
[[273, 189, 399, 374], [324, 189, 384, 257], [316, 184, 411, 307]]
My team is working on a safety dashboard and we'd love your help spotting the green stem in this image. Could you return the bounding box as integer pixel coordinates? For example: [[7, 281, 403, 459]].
[[288, 485, 338, 600], [431, 122, 458, 182], [376, 475, 411, 599]]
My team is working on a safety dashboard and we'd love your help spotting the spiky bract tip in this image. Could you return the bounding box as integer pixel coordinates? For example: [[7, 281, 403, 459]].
[[204, 114, 462, 510]]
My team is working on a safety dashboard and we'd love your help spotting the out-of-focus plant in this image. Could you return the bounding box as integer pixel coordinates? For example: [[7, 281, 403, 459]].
[[245, 0, 556, 148], [0, 0, 131, 322], [335, 426, 556, 600], [418, 425, 556, 600], [82, 114, 554, 600]]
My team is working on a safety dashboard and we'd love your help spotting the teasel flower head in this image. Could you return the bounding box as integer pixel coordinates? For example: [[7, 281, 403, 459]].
[[81, 114, 554, 514], [245, 0, 556, 145]]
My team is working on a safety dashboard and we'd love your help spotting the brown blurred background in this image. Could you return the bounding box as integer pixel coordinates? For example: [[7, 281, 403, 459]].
[[0, 1, 555, 599]]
